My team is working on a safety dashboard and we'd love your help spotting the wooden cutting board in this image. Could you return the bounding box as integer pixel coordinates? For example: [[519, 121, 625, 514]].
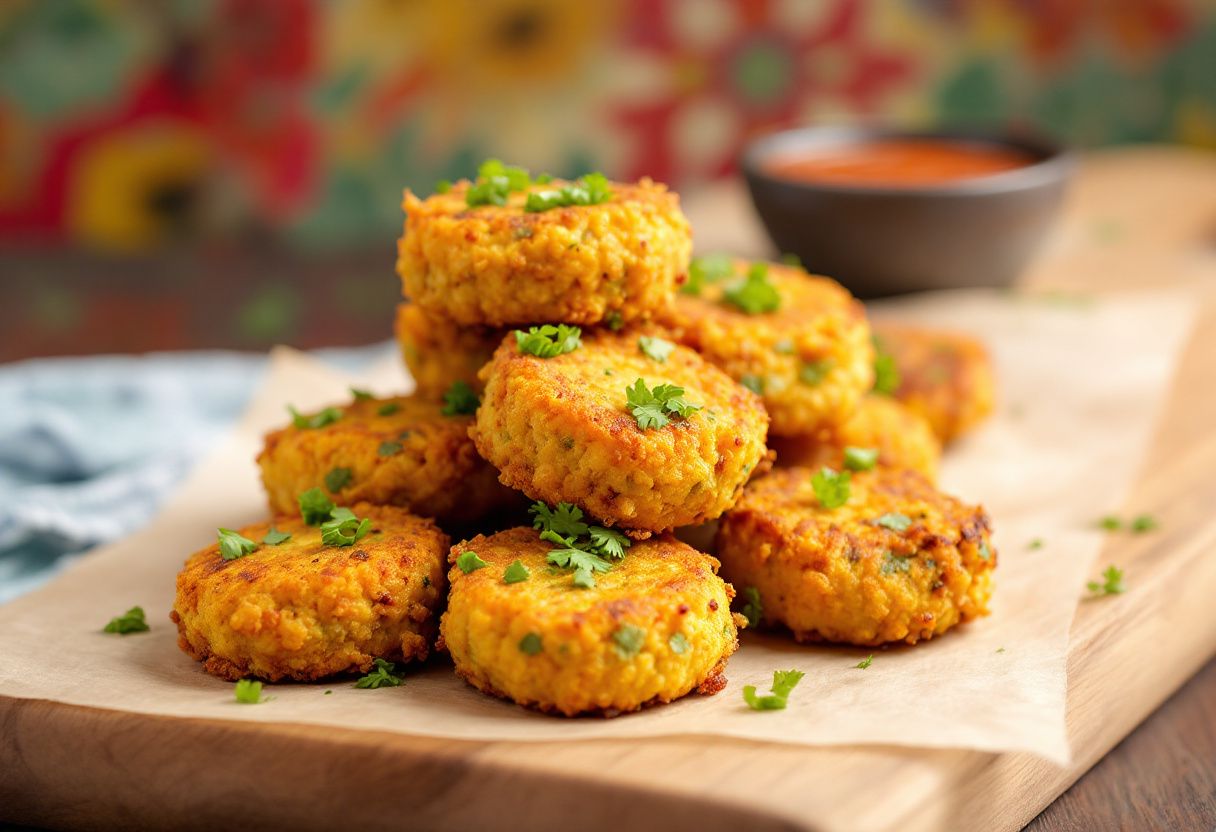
[[3, 148, 1215, 832]]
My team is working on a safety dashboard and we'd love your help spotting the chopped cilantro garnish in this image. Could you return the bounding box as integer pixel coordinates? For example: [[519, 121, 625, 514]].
[[530, 500, 631, 587], [515, 324, 582, 358], [298, 488, 335, 525], [518, 633, 543, 655], [288, 405, 342, 430], [798, 359, 834, 386], [503, 560, 530, 584], [355, 658, 404, 689], [742, 669, 805, 711], [218, 527, 257, 561], [588, 526, 629, 560], [1098, 515, 1121, 531], [320, 508, 371, 547], [611, 624, 646, 659], [843, 446, 878, 471], [625, 378, 701, 430], [875, 512, 911, 532], [856, 654, 873, 669], [234, 679, 267, 704], [441, 381, 479, 416], [668, 632, 691, 654], [456, 550, 488, 574], [1130, 514, 1158, 533], [811, 467, 851, 509], [102, 606, 149, 634], [434, 179, 452, 194], [872, 350, 900, 396], [722, 262, 780, 314], [741, 586, 763, 627], [739, 374, 765, 395], [378, 441, 403, 457], [262, 527, 292, 546], [377, 402, 400, 417], [682, 254, 735, 296], [1087, 565, 1126, 596], [466, 159, 533, 207], [638, 336, 675, 363], [350, 387, 373, 401], [524, 172, 613, 212], [530, 500, 589, 539], [324, 466, 352, 493]]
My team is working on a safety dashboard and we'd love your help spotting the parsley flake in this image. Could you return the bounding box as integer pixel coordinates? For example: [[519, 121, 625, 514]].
[[102, 606, 149, 634], [682, 253, 735, 296], [518, 633, 543, 655], [811, 467, 851, 509], [320, 508, 372, 547], [262, 527, 292, 546], [378, 440, 403, 457], [355, 658, 404, 689], [799, 359, 834, 386], [503, 560, 530, 584], [456, 550, 488, 574], [515, 324, 582, 358], [625, 378, 701, 430], [742, 668, 805, 711], [843, 446, 878, 471], [740, 586, 763, 628], [668, 632, 691, 655], [441, 381, 480, 416], [612, 624, 646, 659], [875, 512, 912, 532], [722, 262, 780, 314], [218, 527, 257, 561], [1087, 565, 1126, 596], [856, 655, 874, 669], [234, 679, 267, 704], [638, 336, 675, 363], [324, 466, 352, 493], [298, 488, 335, 525], [289, 405, 341, 430]]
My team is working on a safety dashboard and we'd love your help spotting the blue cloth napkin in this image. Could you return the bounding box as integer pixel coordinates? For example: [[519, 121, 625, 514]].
[[0, 345, 390, 603]]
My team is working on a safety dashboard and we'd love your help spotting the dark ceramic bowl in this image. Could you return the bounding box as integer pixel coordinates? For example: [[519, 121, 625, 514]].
[[740, 126, 1073, 297]]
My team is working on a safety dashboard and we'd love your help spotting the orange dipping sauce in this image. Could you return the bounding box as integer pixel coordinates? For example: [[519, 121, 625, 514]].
[[765, 139, 1037, 188]]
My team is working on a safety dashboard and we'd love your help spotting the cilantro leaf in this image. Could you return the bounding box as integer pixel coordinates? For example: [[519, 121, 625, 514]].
[[218, 527, 257, 561], [682, 254, 735, 296], [638, 336, 675, 363], [856, 654, 874, 670], [377, 402, 400, 417], [742, 668, 805, 711], [530, 501, 590, 539], [722, 262, 781, 314], [880, 552, 913, 574], [740, 586, 763, 627], [626, 379, 701, 429], [572, 567, 597, 588], [434, 179, 452, 194], [843, 446, 878, 471], [324, 466, 352, 493], [1087, 565, 1126, 596], [588, 526, 629, 559], [811, 467, 851, 509], [298, 488, 335, 525], [288, 405, 342, 430], [739, 374, 765, 395], [354, 658, 404, 689], [350, 387, 373, 401], [234, 679, 267, 704], [523, 172, 614, 212], [611, 624, 646, 659], [378, 440, 403, 457], [741, 687, 788, 710], [1098, 515, 1121, 530], [518, 633, 543, 655], [503, 560, 530, 584], [799, 359, 834, 386], [873, 350, 900, 395], [515, 324, 582, 358], [441, 381, 479, 416], [1130, 514, 1158, 533], [456, 550, 489, 574], [466, 159, 533, 207], [320, 511, 372, 547], [546, 546, 612, 576], [262, 527, 292, 546], [771, 669, 805, 698], [102, 606, 149, 634], [875, 512, 912, 532]]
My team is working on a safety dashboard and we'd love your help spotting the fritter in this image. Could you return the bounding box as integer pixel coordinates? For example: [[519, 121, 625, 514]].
[[259, 394, 515, 526], [172, 505, 447, 681], [396, 177, 690, 327], [770, 395, 941, 481], [659, 259, 873, 436], [439, 526, 742, 716], [471, 329, 771, 532], [715, 466, 994, 646], [872, 321, 996, 444], [394, 302, 501, 396]]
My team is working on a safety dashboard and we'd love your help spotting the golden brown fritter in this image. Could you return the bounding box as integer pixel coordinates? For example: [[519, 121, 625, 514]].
[[472, 329, 771, 532], [715, 467, 994, 646], [397, 178, 690, 327], [394, 303, 502, 396], [872, 321, 996, 444], [258, 394, 516, 526], [770, 395, 941, 481], [659, 259, 873, 437], [439, 527, 742, 716], [172, 505, 448, 681]]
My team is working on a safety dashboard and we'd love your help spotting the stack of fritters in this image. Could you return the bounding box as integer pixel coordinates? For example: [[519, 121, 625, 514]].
[[172, 160, 1000, 714]]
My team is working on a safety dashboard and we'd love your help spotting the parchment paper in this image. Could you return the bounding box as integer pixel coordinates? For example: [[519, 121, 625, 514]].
[[0, 290, 1195, 765]]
